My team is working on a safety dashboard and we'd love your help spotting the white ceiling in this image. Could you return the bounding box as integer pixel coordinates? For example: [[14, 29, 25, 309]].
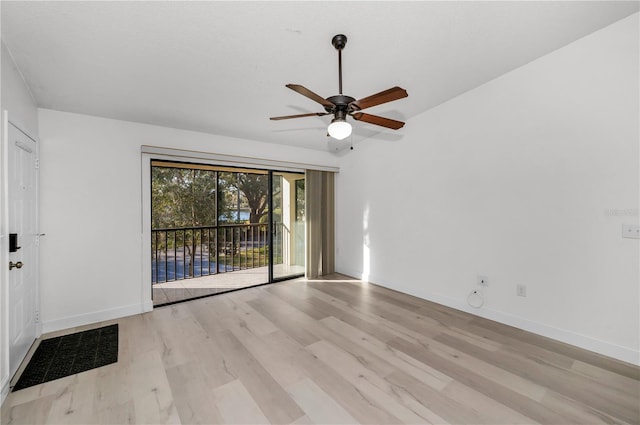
[[2, 1, 638, 152]]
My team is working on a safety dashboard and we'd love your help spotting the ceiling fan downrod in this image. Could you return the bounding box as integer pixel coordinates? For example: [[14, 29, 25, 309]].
[[332, 34, 347, 95]]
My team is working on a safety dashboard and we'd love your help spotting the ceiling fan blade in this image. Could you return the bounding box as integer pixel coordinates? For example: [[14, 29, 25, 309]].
[[286, 84, 335, 108], [350, 86, 408, 111], [351, 112, 405, 130], [270, 112, 329, 121]]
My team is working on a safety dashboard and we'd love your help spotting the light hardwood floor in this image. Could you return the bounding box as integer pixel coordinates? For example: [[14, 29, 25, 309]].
[[2, 274, 639, 424]]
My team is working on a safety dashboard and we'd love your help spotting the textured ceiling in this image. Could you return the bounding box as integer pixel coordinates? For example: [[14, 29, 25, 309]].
[[1, 1, 638, 152]]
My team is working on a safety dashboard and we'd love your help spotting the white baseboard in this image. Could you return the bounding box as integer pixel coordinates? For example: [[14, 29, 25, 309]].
[[143, 299, 153, 313], [336, 268, 640, 366], [41, 302, 149, 334]]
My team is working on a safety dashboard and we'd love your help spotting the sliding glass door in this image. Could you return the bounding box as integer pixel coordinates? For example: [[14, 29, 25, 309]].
[[151, 161, 304, 306], [271, 172, 306, 281]]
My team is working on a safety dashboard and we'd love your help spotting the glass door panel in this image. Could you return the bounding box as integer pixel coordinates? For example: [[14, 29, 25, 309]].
[[151, 161, 270, 306], [272, 172, 305, 280]]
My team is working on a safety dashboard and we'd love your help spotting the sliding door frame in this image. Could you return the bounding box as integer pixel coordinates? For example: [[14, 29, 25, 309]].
[[142, 146, 329, 308], [270, 170, 307, 284], [267, 171, 274, 284]]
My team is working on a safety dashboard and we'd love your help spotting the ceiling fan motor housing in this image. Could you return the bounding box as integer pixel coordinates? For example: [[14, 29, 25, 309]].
[[325, 95, 356, 114]]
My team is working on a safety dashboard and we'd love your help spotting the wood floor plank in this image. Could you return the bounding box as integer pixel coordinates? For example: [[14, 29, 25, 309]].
[[420, 334, 548, 402], [319, 316, 453, 391], [288, 336, 402, 424], [3, 370, 78, 409], [540, 389, 633, 424], [305, 288, 418, 343], [434, 332, 640, 424], [266, 285, 332, 321], [45, 369, 100, 424], [306, 339, 441, 424], [385, 368, 488, 424], [289, 414, 314, 425], [92, 363, 134, 414], [350, 283, 504, 351], [221, 295, 280, 336], [226, 322, 309, 389], [281, 309, 399, 379], [441, 380, 537, 424], [207, 329, 305, 424], [212, 379, 270, 425], [462, 321, 576, 369], [125, 350, 180, 425], [165, 362, 224, 425], [571, 360, 640, 395], [309, 289, 444, 341], [311, 281, 502, 351], [286, 378, 359, 425], [151, 306, 212, 369], [3, 274, 638, 425], [468, 317, 640, 380], [2, 394, 56, 425], [247, 295, 321, 347], [95, 400, 136, 425], [352, 281, 476, 329], [187, 295, 241, 334], [388, 336, 566, 424]]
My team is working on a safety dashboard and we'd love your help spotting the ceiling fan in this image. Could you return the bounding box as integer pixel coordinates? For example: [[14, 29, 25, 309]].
[[270, 34, 408, 140]]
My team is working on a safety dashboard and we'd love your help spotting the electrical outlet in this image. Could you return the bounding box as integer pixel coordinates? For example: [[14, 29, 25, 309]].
[[477, 275, 489, 287], [517, 284, 527, 297], [622, 224, 640, 239]]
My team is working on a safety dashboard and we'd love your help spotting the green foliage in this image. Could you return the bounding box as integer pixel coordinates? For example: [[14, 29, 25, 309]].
[[217, 171, 243, 223], [152, 167, 220, 229], [151, 166, 278, 228], [151, 165, 289, 278], [295, 179, 305, 222], [237, 173, 269, 224], [218, 246, 281, 268]]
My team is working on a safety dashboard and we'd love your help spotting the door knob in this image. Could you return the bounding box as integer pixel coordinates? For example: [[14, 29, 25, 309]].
[[9, 261, 23, 270]]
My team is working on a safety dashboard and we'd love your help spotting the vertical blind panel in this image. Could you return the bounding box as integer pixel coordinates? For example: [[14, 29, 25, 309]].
[[305, 170, 335, 279]]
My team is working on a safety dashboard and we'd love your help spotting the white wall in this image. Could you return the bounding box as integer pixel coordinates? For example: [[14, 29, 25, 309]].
[[0, 41, 39, 402], [1, 42, 38, 136], [37, 109, 337, 333], [336, 14, 639, 364]]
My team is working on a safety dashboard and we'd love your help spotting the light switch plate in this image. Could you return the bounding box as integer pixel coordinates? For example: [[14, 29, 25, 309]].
[[517, 284, 527, 297], [622, 224, 640, 239]]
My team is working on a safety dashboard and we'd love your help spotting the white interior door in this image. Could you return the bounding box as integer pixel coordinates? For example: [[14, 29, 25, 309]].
[[7, 122, 38, 379]]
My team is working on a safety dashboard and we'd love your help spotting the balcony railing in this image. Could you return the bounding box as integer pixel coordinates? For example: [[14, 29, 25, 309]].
[[151, 222, 288, 284]]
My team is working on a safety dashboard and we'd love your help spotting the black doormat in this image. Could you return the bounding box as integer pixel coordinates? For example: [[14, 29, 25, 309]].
[[12, 324, 118, 391]]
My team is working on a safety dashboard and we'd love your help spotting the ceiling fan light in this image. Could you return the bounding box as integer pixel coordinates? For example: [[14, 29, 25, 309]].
[[328, 119, 352, 140]]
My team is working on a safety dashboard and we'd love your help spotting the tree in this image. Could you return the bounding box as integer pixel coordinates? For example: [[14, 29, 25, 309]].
[[152, 166, 221, 277], [152, 167, 219, 228], [217, 172, 243, 223], [151, 166, 283, 278], [237, 173, 269, 224]]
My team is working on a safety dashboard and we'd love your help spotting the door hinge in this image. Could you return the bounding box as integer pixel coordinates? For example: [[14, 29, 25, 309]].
[[35, 310, 40, 323], [34, 158, 40, 169]]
